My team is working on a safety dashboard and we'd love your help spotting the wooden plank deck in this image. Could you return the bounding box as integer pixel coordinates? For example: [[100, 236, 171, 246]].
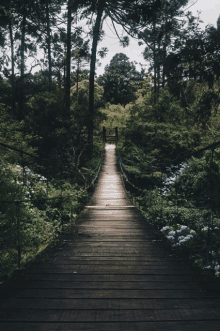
[[1, 144, 220, 330]]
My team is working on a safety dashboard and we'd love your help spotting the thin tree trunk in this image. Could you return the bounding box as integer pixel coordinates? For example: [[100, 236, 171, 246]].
[[21, 8, 26, 78], [46, 0, 52, 91], [153, 20, 157, 106], [88, 6, 103, 154], [157, 41, 160, 95], [153, 43, 157, 105], [19, 6, 26, 120], [9, 15, 16, 113], [9, 17, 14, 76], [76, 57, 79, 103], [162, 37, 167, 88], [66, 0, 72, 117]]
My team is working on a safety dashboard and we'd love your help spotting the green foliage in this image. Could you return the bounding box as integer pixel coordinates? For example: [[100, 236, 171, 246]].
[[173, 149, 220, 209], [0, 103, 36, 163], [25, 89, 67, 159], [0, 160, 90, 277], [121, 122, 205, 173], [99, 103, 130, 130], [70, 79, 105, 145], [71, 79, 104, 115], [97, 53, 145, 106]]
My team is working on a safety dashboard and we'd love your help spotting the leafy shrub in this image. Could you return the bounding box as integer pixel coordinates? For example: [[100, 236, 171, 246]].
[[0, 160, 89, 277]]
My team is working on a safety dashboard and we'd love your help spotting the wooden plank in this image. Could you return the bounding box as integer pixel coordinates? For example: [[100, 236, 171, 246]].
[[2, 308, 220, 322], [25, 266, 191, 275], [28, 264, 189, 270], [12, 274, 195, 282], [1, 288, 204, 299], [69, 239, 155, 242], [4, 281, 201, 290], [48, 256, 181, 261], [3, 296, 220, 310], [69, 238, 156, 242], [62, 244, 161, 248], [0, 321, 220, 331], [2, 298, 220, 310], [85, 206, 136, 209], [30, 260, 187, 267]]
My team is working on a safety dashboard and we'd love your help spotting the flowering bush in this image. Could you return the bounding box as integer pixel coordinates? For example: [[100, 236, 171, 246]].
[[0, 161, 89, 277], [160, 222, 220, 277], [161, 224, 195, 247]]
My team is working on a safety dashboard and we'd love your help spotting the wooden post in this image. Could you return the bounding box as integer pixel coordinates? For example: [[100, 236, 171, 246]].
[[115, 127, 118, 145], [103, 127, 106, 143]]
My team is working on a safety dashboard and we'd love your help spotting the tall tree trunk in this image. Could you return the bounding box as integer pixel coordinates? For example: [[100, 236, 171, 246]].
[[88, 6, 103, 154], [153, 44, 157, 106], [66, 0, 72, 117], [76, 57, 79, 103], [19, 6, 26, 120], [162, 47, 166, 88], [162, 34, 167, 88], [9, 16, 14, 76], [20, 8, 26, 78], [46, 0, 52, 91], [157, 41, 161, 95], [9, 15, 16, 113], [153, 20, 157, 106]]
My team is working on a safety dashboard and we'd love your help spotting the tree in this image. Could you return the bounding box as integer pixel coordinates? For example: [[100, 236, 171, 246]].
[[77, 0, 158, 153], [139, 0, 189, 104], [217, 14, 220, 31], [37, 0, 63, 91], [97, 53, 144, 105], [70, 79, 104, 147]]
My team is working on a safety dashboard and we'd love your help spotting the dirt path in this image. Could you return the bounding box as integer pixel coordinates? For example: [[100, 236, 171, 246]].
[[0, 144, 220, 330]]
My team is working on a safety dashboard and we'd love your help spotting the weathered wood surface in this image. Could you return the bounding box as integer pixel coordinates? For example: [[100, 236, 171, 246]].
[[1, 144, 220, 330]]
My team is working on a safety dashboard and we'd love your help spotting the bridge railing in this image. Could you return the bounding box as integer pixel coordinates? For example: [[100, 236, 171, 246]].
[[117, 140, 220, 277], [0, 140, 104, 274]]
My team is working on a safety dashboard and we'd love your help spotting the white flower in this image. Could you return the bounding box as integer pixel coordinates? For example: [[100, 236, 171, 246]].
[[185, 234, 193, 240], [178, 236, 185, 241], [179, 239, 187, 245], [167, 236, 175, 241], [40, 176, 47, 181], [168, 230, 176, 237], [201, 226, 213, 232], [161, 226, 170, 232], [180, 225, 190, 234], [25, 168, 32, 175]]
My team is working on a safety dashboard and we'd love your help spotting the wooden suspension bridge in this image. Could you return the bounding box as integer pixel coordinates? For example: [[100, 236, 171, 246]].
[[0, 144, 220, 330]]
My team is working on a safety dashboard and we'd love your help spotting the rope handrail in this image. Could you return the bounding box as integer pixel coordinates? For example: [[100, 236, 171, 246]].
[[84, 145, 105, 190], [0, 144, 105, 205], [118, 138, 220, 177], [0, 137, 104, 273], [117, 137, 220, 197], [117, 152, 145, 193], [0, 141, 47, 162]]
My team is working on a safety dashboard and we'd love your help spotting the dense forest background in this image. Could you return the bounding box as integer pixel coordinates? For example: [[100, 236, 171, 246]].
[[1, 0, 220, 278]]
